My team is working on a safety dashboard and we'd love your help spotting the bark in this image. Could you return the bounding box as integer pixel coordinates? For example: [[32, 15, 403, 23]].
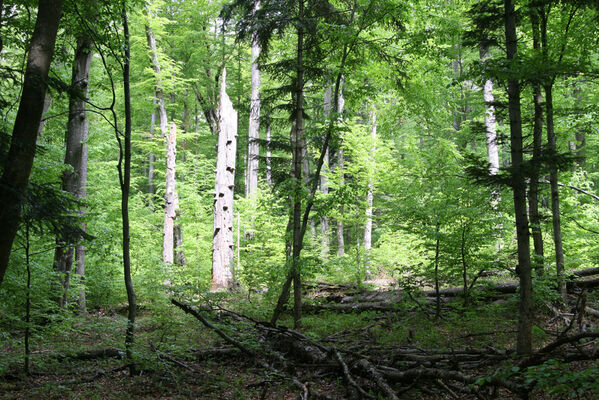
[[528, 9, 544, 273], [148, 103, 157, 199], [265, 117, 272, 185], [336, 76, 345, 257], [0, 0, 63, 287], [320, 84, 332, 260], [363, 106, 376, 280], [504, 0, 533, 355], [121, 5, 136, 375], [539, 9, 566, 301], [245, 0, 261, 197], [53, 34, 93, 309], [145, 19, 182, 267], [163, 122, 177, 265], [211, 67, 238, 291], [36, 94, 52, 138]]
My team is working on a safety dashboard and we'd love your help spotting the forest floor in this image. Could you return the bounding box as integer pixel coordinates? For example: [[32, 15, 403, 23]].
[[1, 281, 598, 399]]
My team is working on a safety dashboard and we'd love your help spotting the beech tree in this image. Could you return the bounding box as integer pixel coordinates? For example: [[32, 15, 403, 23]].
[[0, 0, 63, 287]]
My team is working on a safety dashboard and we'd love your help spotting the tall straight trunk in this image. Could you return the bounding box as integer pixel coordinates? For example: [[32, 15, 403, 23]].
[[539, 8, 566, 301], [0, 0, 63, 287], [211, 68, 238, 291], [121, 5, 136, 375], [53, 35, 93, 308], [528, 8, 544, 272], [265, 117, 272, 185], [145, 20, 180, 266], [336, 76, 346, 257], [148, 104, 157, 200], [246, 0, 261, 197], [545, 84, 566, 300], [37, 94, 52, 138], [163, 122, 177, 265], [291, 2, 305, 327], [479, 42, 504, 251], [320, 84, 332, 259], [479, 43, 499, 176], [504, 0, 533, 355], [363, 106, 376, 280]]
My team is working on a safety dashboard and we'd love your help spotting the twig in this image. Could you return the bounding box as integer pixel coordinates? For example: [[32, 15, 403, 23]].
[[356, 359, 399, 400]]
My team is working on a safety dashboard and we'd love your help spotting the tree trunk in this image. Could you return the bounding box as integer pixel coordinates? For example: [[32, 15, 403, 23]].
[[545, 84, 566, 301], [148, 103, 157, 202], [479, 42, 504, 251], [320, 84, 332, 260], [291, 1, 306, 326], [211, 67, 238, 291], [121, 5, 136, 375], [0, 0, 63, 287], [528, 8, 544, 273], [336, 76, 346, 257], [246, 0, 261, 197], [504, 0, 533, 355], [145, 19, 182, 267], [163, 122, 177, 265], [265, 117, 272, 185], [539, 9, 566, 302], [53, 34, 93, 308], [363, 106, 376, 280]]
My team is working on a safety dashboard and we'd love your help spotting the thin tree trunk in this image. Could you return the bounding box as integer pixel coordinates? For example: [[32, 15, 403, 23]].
[[504, 0, 533, 355], [121, 5, 136, 375], [53, 34, 93, 309], [290, 0, 306, 327], [246, 0, 261, 197], [545, 84, 566, 301], [265, 117, 272, 185], [0, 0, 63, 287], [211, 67, 238, 291], [320, 84, 332, 260], [163, 122, 177, 265], [364, 106, 376, 280], [528, 8, 544, 273], [148, 103, 157, 201], [336, 76, 346, 257]]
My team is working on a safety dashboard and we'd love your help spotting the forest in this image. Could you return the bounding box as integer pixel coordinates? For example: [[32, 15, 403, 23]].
[[1, 0, 599, 398]]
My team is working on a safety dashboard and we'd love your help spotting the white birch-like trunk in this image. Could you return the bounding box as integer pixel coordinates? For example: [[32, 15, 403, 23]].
[[336, 77, 346, 257], [246, 0, 261, 197], [163, 122, 177, 264], [363, 107, 376, 280], [480, 44, 500, 176], [211, 68, 238, 291]]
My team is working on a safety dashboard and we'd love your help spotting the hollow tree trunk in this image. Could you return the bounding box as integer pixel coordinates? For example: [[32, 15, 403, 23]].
[[211, 68, 238, 291], [504, 0, 533, 355], [0, 0, 63, 287]]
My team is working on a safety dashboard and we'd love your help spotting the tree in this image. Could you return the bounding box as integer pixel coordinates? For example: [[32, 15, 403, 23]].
[[211, 67, 238, 291], [245, 0, 261, 198], [52, 34, 94, 310], [0, 0, 63, 287], [504, 0, 533, 355]]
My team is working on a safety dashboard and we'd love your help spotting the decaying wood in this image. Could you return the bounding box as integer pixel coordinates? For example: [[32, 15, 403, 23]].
[[171, 298, 591, 399], [50, 347, 124, 362]]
